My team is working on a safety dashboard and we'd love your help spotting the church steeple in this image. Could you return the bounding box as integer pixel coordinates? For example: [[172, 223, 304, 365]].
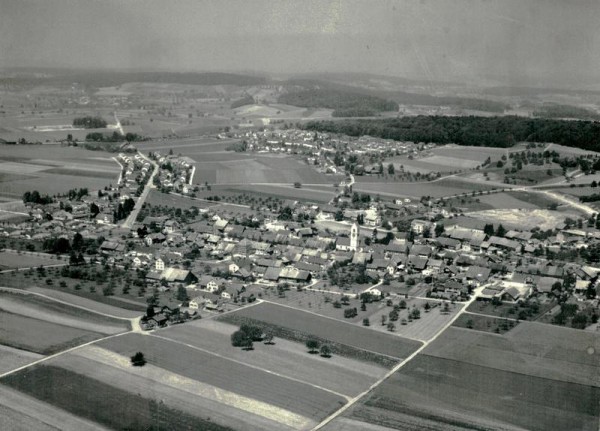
[[350, 223, 359, 251]]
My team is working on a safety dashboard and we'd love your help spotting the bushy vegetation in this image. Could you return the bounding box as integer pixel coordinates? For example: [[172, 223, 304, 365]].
[[279, 89, 398, 117], [230, 94, 255, 109], [73, 116, 107, 129], [85, 131, 144, 143], [22, 190, 53, 205], [303, 116, 600, 151]]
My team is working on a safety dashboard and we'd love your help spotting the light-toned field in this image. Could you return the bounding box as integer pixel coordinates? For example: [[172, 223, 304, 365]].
[[466, 208, 574, 230], [159, 319, 387, 397], [431, 145, 507, 161], [0, 291, 130, 334], [476, 191, 542, 209], [424, 324, 600, 387], [99, 333, 347, 428], [0, 311, 104, 355], [221, 184, 336, 203], [0, 145, 119, 199]]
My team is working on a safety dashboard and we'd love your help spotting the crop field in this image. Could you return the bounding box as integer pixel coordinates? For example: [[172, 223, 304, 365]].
[[0, 363, 239, 431], [0, 145, 119, 199], [98, 333, 346, 429], [219, 183, 336, 203], [159, 319, 388, 397], [0, 344, 42, 375], [354, 178, 498, 199], [0, 386, 105, 431], [431, 145, 507, 162], [146, 189, 216, 210], [0, 290, 130, 334], [425, 324, 600, 387], [347, 354, 600, 431], [0, 251, 59, 269], [0, 311, 105, 355], [219, 302, 422, 361]]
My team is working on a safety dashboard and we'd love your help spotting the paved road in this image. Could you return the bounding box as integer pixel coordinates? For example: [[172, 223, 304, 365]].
[[121, 151, 159, 229]]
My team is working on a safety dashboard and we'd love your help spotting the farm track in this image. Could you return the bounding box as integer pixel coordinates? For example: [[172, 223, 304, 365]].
[[312, 284, 485, 430]]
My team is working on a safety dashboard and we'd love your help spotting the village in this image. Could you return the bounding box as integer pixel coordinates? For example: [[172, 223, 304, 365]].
[[1, 133, 599, 335]]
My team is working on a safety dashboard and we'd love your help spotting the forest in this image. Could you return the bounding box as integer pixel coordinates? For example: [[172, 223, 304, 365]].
[[302, 116, 600, 151], [278, 89, 398, 117]]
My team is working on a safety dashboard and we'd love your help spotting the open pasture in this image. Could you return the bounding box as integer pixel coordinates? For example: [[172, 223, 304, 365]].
[[0, 251, 59, 269], [146, 189, 215, 210], [425, 324, 600, 387], [99, 333, 346, 428], [350, 354, 600, 431], [0, 145, 119, 199], [220, 302, 421, 361], [159, 319, 388, 397], [0, 310, 105, 355]]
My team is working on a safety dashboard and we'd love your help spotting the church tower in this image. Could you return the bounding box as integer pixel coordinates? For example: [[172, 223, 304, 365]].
[[350, 223, 359, 251]]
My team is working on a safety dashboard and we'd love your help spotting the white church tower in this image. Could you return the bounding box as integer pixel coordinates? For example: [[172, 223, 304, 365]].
[[350, 223, 359, 251]]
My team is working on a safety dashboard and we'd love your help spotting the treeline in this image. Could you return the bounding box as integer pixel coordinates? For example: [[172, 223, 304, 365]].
[[278, 89, 398, 117], [579, 193, 600, 203], [114, 198, 135, 222], [533, 104, 600, 121], [73, 116, 108, 129], [302, 116, 600, 151], [85, 131, 144, 142], [230, 94, 255, 109], [23, 190, 53, 205]]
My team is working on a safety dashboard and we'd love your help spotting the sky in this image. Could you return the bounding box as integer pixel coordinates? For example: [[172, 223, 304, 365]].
[[1, 0, 599, 88]]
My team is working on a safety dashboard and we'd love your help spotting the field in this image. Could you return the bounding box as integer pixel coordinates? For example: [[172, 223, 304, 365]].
[[354, 178, 499, 199], [0, 290, 131, 333], [337, 322, 600, 431], [345, 354, 600, 431], [475, 191, 544, 209], [146, 189, 216, 210], [424, 324, 600, 387], [218, 302, 422, 362], [218, 183, 336, 203], [0, 363, 238, 431], [453, 313, 518, 334], [98, 333, 346, 429], [466, 208, 575, 230], [0, 144, 119, 200], [159, 319, 388, 397], [0, 251, 61, 270], [0, 311, 105, 355], [0, 344, 42, 375]]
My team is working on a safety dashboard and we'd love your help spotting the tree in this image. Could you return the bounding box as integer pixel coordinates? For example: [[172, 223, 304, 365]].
[[466, 319, 474, 329], [387, 322, 395, 332], [263, 328, 275, 344], [483, 223, 495, 236], [306, 338, 320, 354], [130, 352, 146, 367], [240, 324, 263, 341], [176, 285, 189, 302], [294, 182, 302, 188], [381, 314, 387, 326], [362, 317, 370, 326], [495, 224, 507, 237], [231, 330, 253, 350], [434, 223, 445, 237], [320, 344, 332, 358]]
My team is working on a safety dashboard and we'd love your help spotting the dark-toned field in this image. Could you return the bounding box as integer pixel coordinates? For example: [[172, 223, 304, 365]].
[[219, 302, 422, 361], [1, 365, 235, 431]]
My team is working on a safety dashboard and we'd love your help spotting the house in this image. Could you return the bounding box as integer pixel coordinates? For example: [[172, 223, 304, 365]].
[[411, 219, 433, 235], [199, 276, 222, 292], [155, 257, 165, 271], [148, 313, 168, 327], [189, 296, 205, 309], [161, 268, 197, 285]]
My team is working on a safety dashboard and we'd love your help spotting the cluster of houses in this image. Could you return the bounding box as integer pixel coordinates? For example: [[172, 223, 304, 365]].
[[116, 152, 152, 200], [149, 151, 196, 194]]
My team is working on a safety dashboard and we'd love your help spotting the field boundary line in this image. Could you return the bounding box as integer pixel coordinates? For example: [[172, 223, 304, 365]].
[[311, 285, 484, 430], [149, 333, 352, 401], [0, 331, 131, 380]]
